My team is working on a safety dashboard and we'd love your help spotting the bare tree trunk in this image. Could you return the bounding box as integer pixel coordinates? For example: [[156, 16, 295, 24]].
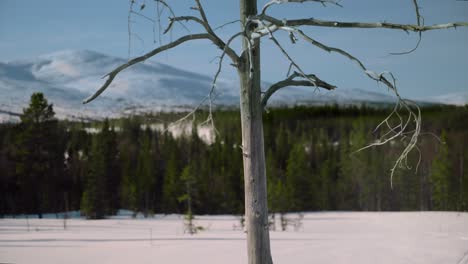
[[239, 1, 273, 263]]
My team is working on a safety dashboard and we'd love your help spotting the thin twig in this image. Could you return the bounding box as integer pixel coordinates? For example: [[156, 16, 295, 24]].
[[261, 0, 342, 15], [390, 0, 424, 55], [214, 20, 241, 31], [128, 0, 135, 58], [253, 19, 319, 88], [154, 0, 190, 33], [164, 16, 205, 35], [202, 32, 244, 134]]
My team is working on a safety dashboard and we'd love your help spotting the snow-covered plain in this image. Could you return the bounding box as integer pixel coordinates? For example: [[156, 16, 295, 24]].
[[1, 212, 468, 264]]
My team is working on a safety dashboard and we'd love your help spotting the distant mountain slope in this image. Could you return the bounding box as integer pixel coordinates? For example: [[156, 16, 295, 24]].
[[425, 92, 468, 106], [0, 50, 417, 120], [0, 50, 240, 120]]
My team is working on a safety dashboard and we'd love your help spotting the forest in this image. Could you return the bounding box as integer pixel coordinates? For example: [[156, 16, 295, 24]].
[[0, 93, 467, 219]]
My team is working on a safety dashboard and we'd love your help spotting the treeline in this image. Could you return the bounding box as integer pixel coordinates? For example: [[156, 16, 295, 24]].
[[1, 93, 467, 218]]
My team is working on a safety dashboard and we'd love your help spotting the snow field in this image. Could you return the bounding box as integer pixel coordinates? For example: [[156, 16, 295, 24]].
[[1, 212, 468, 264]]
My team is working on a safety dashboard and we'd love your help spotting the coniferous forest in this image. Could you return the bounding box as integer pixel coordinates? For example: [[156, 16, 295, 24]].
[[1, 93, 467, 219]]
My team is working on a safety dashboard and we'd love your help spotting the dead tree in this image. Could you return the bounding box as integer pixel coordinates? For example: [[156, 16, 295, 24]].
[[83, 1, 468, 263]]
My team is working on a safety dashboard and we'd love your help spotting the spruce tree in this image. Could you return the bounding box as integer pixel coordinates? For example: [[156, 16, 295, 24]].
[[162, 148, 181, 213], [81, 120, 118, 219]]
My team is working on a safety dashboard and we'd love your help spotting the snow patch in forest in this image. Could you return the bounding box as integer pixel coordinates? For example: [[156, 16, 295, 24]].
[[142, 121, 215, 144]]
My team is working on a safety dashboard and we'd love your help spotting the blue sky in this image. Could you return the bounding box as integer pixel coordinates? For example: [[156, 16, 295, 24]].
[[1, 0, 467, 98]]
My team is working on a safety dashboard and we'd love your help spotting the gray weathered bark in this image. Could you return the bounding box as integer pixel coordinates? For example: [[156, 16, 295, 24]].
[[239, 1, 273, 263]]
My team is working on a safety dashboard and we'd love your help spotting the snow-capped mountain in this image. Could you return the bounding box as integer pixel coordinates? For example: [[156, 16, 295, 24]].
[[425, 92, 468, 106], [0, 50, 419, 121], [0, 50, 241, 120]]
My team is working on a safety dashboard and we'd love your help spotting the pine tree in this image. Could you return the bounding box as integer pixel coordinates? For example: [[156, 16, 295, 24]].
[[431, 131, 451, 210], [64, 125, 89, 211], [136, 128, 155, 216], [178, 164, 201, 234], [338, 119, 369, 210], [13, 92, 64, 217], [119, 117, 141, 215], [286, 142, 313, 211], [162, 148, 181, 213]]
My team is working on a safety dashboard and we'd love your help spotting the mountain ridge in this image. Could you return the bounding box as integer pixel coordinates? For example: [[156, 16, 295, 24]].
[[0, 50, 465, 122]]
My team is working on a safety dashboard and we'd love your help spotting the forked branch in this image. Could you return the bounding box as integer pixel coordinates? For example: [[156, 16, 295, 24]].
[[164, 1, 239, 62], [83, 33, 213, 104], [261, 71, 336, 108], [390, 0, 424, 55], [164, 16, 204, 34]]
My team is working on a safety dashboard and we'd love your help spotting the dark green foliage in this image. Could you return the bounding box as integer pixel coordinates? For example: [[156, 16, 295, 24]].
[[81, 120, 119, 219], [178, 163, 202, 234], [161, 147, 182, 213], [430, 131, 451, 210], [136, 128, 156, 216], [1, 95, 468, 216], [286, 142, 313, 211], [9, 93, 66, 217]]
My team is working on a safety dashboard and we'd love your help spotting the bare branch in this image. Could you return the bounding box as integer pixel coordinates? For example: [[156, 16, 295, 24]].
[[261, 71, 336, 108], [194, 0, 213, 30], [270, 22, 422, 187], [164, 30, 240, 140], [390, 34, 422, 55], [210, 33, 244, 92], [164, 16, 204, 34], [252, 19, 321, 89], [412, 0, 422, 28], [277, 26, 399, 91], [214, 20, 241, 31], [258, 14, 468, 32], [128, 0, 135, 58], [163, 14, 239, 62], [261, 0, 342, 15], [130, 10, 156, 23], [155, 0, 163, 44], [179, 0, 240, 63], [164, 97, 210, 134], [153, 0, 172, 13], [86, 0, 244, 105], [153, 0, 190, 35], [83, 33, 213, 104], [203, 32, 244, 134], [130, 9, 158, 44], [153, 0, 183, 25], [390, 0, 424, 55], [353, 73, 421, 188], [283, 27, 367, 70]]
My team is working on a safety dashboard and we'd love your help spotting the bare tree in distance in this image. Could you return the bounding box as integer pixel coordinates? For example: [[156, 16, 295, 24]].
[[83, 0, 468, 263]]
